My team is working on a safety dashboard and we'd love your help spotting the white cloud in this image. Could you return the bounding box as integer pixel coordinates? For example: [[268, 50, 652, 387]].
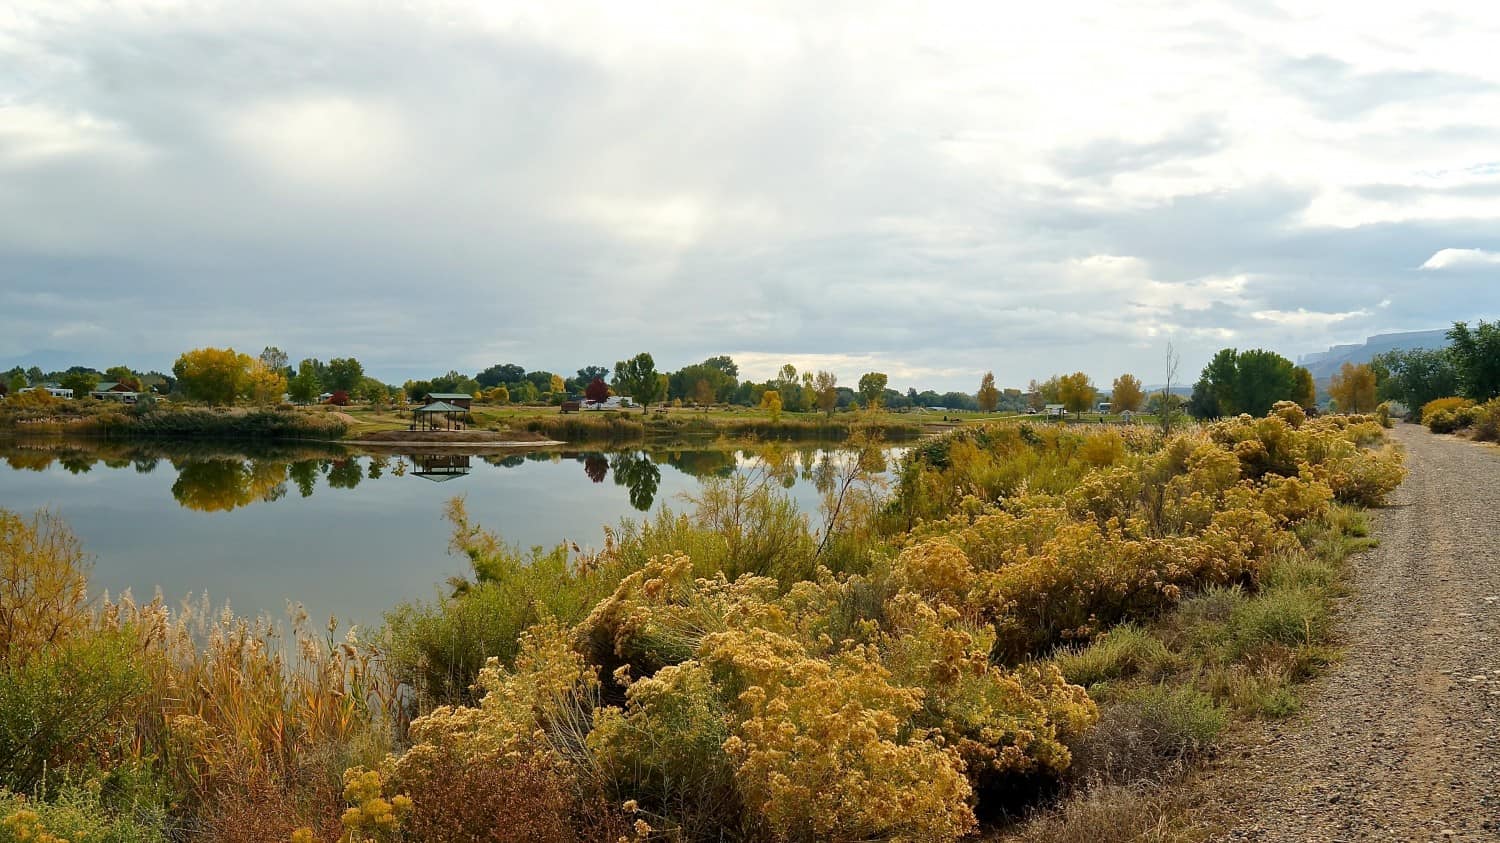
[[1251, 308, 1370, 328], [1420, 248, 1500, 270]]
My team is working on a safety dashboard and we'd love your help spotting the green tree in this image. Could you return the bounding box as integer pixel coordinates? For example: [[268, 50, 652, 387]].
[[102, 365, 142, 392], [814, 371, 838, 416], [5, 373, 25, 396], [288, 360, 322, 404], [669, 361, 738, 403], [613, 353, 664, 411], [857, 372, 888, 409], [1292, 366, 1317, 410], [575, 365, 610, 388], [1372, 348, 1459, 410], [976, 372, 1000, 413], [1197, 348, 1297, 417], [1447, 320, 1500, 400], [326, 358, 365, 393], [476, 363, 526, 389], [1110, 373, 1145, 413], [1057, 372, 1096, 414], [58, 371, 99, 399], [1233, 349, 1299, 416]]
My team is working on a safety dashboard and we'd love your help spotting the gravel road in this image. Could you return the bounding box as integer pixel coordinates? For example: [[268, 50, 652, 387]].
[[1204, 424, 1500, 842]]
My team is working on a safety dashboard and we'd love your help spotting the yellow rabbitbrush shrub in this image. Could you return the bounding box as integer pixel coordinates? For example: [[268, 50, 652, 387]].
[[1420, 396, 1472, 424], [896, 411, 1402, 662], [701, 627, 977, 842]]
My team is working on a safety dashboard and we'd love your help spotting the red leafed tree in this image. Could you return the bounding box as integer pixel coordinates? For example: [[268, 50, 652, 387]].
[[585, 377, 610, 403], [329, 390, 350, 406]]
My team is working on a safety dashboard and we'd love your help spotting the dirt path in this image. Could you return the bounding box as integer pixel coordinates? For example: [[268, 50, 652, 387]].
[[1203, 424, 1500, 842]]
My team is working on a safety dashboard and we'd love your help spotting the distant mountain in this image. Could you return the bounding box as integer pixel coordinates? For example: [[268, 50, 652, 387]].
[[1297, 329, 1449, 380], [0, 350, 109, 375]]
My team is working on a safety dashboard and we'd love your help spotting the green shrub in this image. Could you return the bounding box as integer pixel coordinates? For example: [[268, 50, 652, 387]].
[[1224, 588, 1327, 660], [1121, 685, 1227, 750], [91, 408, 347, 440], [0, 786, 168, 843], [1055, 624, 1176, 688], [0, 633, 147, 793]]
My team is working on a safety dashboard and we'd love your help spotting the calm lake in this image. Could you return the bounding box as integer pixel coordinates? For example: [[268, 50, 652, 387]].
[[0, 438, 897, 629]]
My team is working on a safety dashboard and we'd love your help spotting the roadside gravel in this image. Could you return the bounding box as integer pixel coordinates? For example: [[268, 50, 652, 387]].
[[1202, 424, 1500, 841]]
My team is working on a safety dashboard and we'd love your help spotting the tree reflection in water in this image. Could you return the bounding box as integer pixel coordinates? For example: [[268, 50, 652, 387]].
[[582, 453, 608, 484], [610, 451, 661, 511], [0, 440, 894, 517], [171, 458, 288, 512]]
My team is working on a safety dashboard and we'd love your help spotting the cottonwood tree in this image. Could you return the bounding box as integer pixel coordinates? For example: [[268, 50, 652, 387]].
[[976, 372, 1000, 413], [814, 371, 838, 416], [1110, 374, 1145, 413], [613, 353, 663, 411], [1197, 348, 1298, 417], [857, 372, 888, 409], [1329, 362, 1378, 413], [58, 371, 99, 399], [1372, 348, 1458, 410], [244, 361, 287, 405], [1057, 372, 1096, 414], [326, 358, 365, 394], [288, 360, 322, 404], [173, 348, 252, 406], [1447, 320, 1500, 400], [760, 389, 783, 422]]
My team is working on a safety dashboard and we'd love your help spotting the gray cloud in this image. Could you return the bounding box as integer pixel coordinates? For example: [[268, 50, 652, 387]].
[[3, 2, 1500, 391]]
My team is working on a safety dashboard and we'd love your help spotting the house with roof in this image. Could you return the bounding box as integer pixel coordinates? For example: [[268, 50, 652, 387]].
[[90, 382, 140, 402]]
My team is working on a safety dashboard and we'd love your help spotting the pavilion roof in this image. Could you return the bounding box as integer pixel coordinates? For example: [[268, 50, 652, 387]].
[[414, 401, 466, 413]]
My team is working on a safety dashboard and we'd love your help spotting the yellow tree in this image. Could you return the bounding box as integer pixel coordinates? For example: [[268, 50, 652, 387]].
[[244, 360, 288, 406], [693, 378, 715, 409], [1329, 362, 1377, 413], [1057, 372, 1096, 415], [976, 372, 1000, 413], [760, 389, 783, 422], [173, 347, 252, 406], [814, 371, 838, 417], [1110, 374, 1145, 413]]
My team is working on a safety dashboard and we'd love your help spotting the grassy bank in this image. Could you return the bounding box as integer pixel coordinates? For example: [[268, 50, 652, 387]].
[[1, 398, 348, 441], [0, 403, 1405, 842], [335, 403, 926, 444]]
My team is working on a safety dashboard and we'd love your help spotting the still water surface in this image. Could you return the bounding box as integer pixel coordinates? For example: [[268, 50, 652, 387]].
[[0, 438, 892, 628]]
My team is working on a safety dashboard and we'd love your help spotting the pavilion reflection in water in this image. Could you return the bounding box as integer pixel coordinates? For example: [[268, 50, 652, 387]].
[[408, 453, 472, 482]]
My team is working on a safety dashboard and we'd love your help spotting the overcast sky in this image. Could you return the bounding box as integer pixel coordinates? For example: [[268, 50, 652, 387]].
[[3, 1, 1499, 390]]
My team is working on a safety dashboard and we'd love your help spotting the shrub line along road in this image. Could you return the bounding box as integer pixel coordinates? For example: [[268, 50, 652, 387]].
[[1202, 424, 1500, 841]]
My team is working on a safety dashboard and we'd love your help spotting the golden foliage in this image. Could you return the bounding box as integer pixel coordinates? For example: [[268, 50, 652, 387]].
[[0, 509, 90, 667]]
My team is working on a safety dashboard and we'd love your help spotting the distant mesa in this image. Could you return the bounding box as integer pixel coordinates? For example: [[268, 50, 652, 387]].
[[1297, 329, 1449, 380]]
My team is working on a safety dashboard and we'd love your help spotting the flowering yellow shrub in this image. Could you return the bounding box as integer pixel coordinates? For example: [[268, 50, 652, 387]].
[[1420, 396, 1472, 424], [2, 809, 68, 843], [890, 538, 976, 607], [701, 627, 977, 842]]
